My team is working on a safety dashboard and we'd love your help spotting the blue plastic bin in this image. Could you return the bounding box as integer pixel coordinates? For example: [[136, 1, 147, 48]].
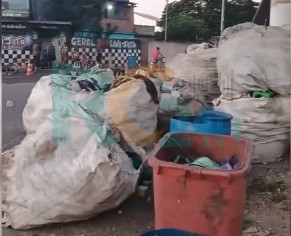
[[142, 229, 204, 236], [127, 55, 138, 68], [170, 111, 233, 135]]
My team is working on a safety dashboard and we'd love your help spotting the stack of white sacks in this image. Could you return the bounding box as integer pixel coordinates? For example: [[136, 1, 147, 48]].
[[214, 23, 290, 163]]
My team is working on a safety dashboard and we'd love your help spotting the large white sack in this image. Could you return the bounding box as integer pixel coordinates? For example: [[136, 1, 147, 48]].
[[2, 115, 139, 229], [23, 70, 115, 134], [165, 48, 221, 101], [214, 96, 290, 163], [105, 76, 160, 148], [217, 23, 291, 99]]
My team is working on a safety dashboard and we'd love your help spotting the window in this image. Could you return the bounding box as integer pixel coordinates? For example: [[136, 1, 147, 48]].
[[2, 0, 30, 18]]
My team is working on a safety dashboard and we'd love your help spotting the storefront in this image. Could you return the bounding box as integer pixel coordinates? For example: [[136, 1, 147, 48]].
[[1, 20, 72, 65], [68, 31, 141, 68], [1, 21, 33, 65]]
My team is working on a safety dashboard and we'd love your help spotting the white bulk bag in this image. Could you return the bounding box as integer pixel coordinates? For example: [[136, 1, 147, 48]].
[[214, 96, 290, 163], [2, 115, 139, 229], [217, 23, 291, 99]]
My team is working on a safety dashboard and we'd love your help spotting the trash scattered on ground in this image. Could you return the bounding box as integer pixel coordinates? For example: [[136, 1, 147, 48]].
[[136, 186, 149, 198], [6, 100, 14, 107], [173, 154, 239, 170], [2, 69, 158, 230]]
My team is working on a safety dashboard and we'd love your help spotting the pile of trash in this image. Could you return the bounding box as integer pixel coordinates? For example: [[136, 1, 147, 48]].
[[214, 23, 290, 163], [2, 68, 159, 229], [186, 42, 212, 54], [166, 48, 221, 102]]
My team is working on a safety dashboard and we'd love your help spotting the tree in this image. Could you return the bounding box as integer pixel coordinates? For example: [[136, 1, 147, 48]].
[[167, 15, 209, 42], [159, 0, 259, 41]]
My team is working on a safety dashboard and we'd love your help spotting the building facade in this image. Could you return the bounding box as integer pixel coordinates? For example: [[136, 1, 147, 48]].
[[1, 0, 72, 66], [1, 0, 142, 68], [68, 0, 141, 68]]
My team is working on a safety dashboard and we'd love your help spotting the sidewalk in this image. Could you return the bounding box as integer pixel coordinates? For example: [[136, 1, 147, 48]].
[[2, 70, 54, 84]]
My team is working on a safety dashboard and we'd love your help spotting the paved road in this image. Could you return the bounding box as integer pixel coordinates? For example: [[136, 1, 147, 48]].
[[2, 72, 50, 150]]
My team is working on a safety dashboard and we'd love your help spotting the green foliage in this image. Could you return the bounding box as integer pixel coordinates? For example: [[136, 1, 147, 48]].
[[159, 0, 259, 42]]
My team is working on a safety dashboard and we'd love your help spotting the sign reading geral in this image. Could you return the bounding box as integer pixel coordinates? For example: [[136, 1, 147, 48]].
[[2, 35, 28, 50], [109, 40, 137, 49], [71, 31, 97, 47], [2, 0, 30, 18]]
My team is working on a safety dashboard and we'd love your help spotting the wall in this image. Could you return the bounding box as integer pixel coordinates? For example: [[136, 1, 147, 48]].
[[68, 31, 141, 68], [134, 25, 155, 37], [270, 0, 290, 26], [1, 33, 34, 65], [101, 18, 134, 33], [147, 41, 192, 63], [101, 2, 134, 33]]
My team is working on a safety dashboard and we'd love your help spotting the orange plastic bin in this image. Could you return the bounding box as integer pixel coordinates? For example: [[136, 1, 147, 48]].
[[148, 132, 252, 236]]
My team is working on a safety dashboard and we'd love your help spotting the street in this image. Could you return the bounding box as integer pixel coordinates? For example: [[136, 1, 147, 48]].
[[2, 72, 50, 151]]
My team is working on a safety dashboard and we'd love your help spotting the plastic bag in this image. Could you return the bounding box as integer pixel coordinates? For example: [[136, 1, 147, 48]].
[[214, 96, 290, 163], [3, 85, 139, 229], [217, 23, 291, 99]]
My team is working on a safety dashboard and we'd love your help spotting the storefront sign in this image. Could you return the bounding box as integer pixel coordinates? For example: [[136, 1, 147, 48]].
[[2, 22, 28, 30], [109, 40, 137, 49], [71, 31, 97, 47], [38, 25, 59, 30], [71, 37, 96, 47], [2, 35, 29, 50]]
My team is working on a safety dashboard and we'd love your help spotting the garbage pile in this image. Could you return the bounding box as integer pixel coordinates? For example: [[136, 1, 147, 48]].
[[214, 23, 290, 163], [186, 42, 212, 54], [166, 48, 221, 102], [158, 48, 221, 131], [2, 68, 159, 229]]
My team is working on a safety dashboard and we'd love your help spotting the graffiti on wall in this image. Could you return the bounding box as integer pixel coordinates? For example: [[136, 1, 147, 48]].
[[109, 40, 137, 49], [1, 35, 32, 50], [70, 30, 140, 50], [71, 31, 98, 48]]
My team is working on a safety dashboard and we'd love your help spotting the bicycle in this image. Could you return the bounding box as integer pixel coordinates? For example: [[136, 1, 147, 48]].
[[5, 58, 37, 75], [151, 56, 166, 68]]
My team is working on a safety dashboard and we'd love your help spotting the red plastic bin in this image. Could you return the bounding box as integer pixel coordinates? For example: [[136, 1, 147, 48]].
[[148, 132, 252, 236]]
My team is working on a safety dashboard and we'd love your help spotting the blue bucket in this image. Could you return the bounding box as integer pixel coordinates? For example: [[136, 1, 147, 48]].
[[141, 229, 204, 236], [170, 111, 233, 135], [127, 55, 138, 69]]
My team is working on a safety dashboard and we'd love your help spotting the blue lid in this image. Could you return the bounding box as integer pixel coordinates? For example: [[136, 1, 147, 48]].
[[202, 111, 233, 120]]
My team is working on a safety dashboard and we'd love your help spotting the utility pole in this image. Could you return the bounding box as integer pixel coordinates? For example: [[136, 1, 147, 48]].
[[220, 0, 225, 35], [165, 0, 169, 41]]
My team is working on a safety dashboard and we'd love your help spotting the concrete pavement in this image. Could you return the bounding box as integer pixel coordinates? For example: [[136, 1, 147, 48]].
[[2, 71, 51, 150]]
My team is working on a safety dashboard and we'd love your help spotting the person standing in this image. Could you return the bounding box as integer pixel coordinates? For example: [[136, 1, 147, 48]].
[[32, 41, 41, 68], [96, 46, 102, 67], [61, 42, 69, 65], [47, 41, 56, 69]]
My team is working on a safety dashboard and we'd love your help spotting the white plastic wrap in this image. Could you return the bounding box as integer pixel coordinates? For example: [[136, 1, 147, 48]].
[[217, 23, 291, 99], [214, 96, 290, 163]]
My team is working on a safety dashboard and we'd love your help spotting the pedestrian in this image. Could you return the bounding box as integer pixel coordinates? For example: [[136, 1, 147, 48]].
[[32, 41, 41, 68], [47, 41, 56, 69], [40, 49, 48, 69], [61, 42, 69, 65], [96, 46, 102, 67], [81, 48, 89, 68]]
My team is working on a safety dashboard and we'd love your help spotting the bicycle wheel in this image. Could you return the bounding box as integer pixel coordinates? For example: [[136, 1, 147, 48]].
[[6, 64, 17, 75]]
